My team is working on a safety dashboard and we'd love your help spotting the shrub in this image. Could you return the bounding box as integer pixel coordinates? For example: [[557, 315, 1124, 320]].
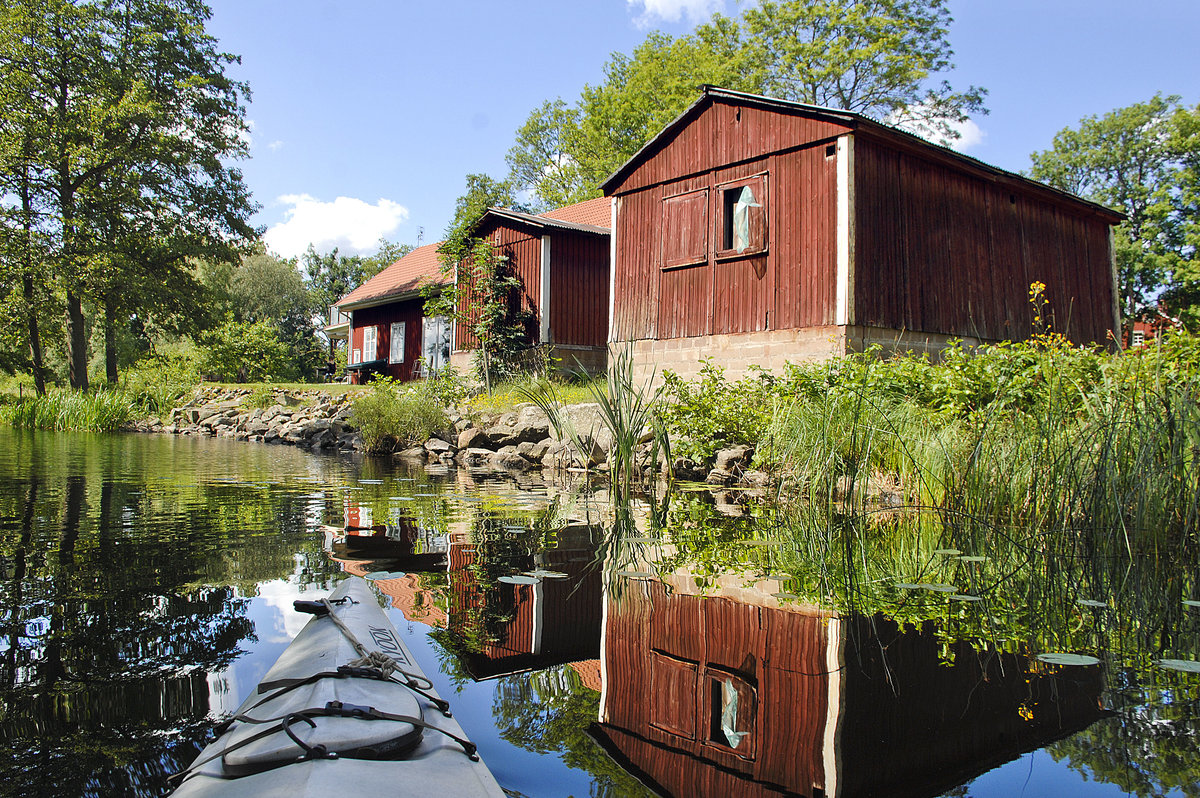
[[349, 377, 451, 453], [198, 319, 291, 383], [659, 360, 777, 462], [120, 346, 202, 416]]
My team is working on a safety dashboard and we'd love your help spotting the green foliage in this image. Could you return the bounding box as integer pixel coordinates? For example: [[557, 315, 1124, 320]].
[[506, 0, 986, 204], [198, 319, 291, 383], [349, 377, 451, 453], [1029, 96, 1200, 324], [659, 360, 778, 462], [118, 345, 201, 415], [1, 388, 134, 431], [420, 363, 470, 409]]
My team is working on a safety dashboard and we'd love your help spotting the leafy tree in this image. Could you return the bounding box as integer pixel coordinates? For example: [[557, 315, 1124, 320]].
[[198, 318, 290, 382], [506, 0, 985, 204], [303, 239, 412, 315], [742, 0, 985, 140], [438, 173, 521, 263], [0, 0, 257, 391], [1029, 96, 1200, 324]]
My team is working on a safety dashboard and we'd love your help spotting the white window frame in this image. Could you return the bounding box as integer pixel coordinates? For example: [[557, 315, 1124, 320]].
[[389, 321, 405, 364], [362, 325, 377, 362]]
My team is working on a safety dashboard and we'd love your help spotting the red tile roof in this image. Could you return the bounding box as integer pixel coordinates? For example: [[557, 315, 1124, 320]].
[[336, 242, 447, 308], [539, 197, 611, 229]]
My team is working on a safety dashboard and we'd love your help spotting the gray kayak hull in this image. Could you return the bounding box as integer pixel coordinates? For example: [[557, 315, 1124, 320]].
[[172, 576, 504, 797]]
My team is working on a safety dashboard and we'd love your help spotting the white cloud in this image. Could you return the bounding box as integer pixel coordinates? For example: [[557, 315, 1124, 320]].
[[890, 106, 986, 153], [256, 578, 333, 641], [627, 0, 724, 26], [264, 194, 409, 259], [267, 140, 284, 151]]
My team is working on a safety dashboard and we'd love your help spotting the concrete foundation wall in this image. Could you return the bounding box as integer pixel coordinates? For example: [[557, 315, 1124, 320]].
[[449, 344, 608, 385]]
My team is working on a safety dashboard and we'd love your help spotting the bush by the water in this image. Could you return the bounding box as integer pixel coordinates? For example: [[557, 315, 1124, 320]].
[[350, 377, 452, 453], [1, 389, 135, 431]]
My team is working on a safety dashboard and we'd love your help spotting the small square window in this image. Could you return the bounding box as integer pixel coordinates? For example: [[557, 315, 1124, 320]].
[[1132, 330, 1145, 347], [715, 174, 767, 259]]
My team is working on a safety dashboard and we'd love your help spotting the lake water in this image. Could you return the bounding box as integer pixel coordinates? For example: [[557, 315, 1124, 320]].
[[0, 429, 1196, 797]]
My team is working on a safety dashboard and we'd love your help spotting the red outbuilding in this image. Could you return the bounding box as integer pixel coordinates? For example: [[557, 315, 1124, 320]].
[[450, 197, 612, 376], [601, 86, 1125, 381]]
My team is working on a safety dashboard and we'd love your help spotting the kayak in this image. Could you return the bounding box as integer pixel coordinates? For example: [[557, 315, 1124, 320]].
[[170, 577, 505, 797]]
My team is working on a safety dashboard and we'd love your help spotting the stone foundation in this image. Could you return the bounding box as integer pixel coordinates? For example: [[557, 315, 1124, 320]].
[[619, 325, 988, 385], [449, 344, 608, 382]]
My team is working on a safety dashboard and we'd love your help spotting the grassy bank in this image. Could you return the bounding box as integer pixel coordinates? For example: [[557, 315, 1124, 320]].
[[657, 332, 1200, 551]]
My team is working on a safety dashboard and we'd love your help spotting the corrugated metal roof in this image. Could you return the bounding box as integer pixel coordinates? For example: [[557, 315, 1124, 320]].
[[600, 85, 1124, 222], [539, 196, 611, 229], [336, 242, 446, 309]]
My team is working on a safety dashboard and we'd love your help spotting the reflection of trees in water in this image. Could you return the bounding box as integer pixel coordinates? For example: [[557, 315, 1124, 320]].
[[492, 667, 656, 798], [1049, 670, 1200, 798], [0, 433, 343, 796]]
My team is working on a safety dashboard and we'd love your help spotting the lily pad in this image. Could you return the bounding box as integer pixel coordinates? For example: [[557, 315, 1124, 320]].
[[364, 570, 406, 581], [622, 537, 656, 544], [919, 583, 958, 593], [525, 569, 568, 579], [1077, 599, 1108, 608], [358, 479, 384, 484], [1183, 600, 1200, 609], [1157, 659, 1200, 673], [1037, 653, 1101, 666], [933, 548, 962, 556], [616, 570, 655, 580], [498, 575, 539, 586], [957, 555, 988, 563], [895, 583, 924, 590], [950, 594, 982, 602], [772, 592, 800, 601]]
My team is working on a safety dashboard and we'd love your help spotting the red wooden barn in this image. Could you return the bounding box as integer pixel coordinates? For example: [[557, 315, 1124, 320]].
[[450, 197, 612, 376], [601, 86, 1125, 381], [331, 242, 450, 384]]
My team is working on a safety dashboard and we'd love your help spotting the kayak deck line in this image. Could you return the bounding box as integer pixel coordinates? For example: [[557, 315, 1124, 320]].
[[170, 577, 505, 797]]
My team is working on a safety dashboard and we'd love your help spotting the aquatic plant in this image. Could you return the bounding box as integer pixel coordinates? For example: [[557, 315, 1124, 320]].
[[0, 389, 135, 431]]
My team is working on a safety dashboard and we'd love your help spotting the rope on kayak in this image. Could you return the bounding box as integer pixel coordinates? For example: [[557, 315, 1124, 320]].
[[168, 700, 481, 785]]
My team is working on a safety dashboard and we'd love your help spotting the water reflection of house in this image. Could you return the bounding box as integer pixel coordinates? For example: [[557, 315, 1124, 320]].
[[445, 524, 603, 680], [593, 577, 1107, 798]]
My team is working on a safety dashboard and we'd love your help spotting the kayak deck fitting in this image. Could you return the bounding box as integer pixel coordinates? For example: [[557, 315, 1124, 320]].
[[171, 576, 505, 797]]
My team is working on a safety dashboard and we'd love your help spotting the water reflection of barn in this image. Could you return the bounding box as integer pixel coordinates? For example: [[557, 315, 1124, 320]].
[[446, 523, 603, 680], [594, 578, 1107, 798]]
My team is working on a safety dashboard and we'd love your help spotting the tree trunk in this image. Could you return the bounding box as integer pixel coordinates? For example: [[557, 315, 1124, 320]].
[[66, 290, 88, 392], [22, 275, 46, 396], [104, 295, 118, 385]]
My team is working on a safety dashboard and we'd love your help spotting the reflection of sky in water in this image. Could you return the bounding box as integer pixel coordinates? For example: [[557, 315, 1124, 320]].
[[205, 574, 332, 718], [966, 748, 1184, 798]]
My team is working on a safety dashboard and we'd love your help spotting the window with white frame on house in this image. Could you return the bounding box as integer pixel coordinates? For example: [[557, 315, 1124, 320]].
[[362, 326, 377, 362], [389, 322, 405, 363], [660, 188, 709, 269], [421, 316, 451, 374], [1132, 329, 1145, 347], [715, 174, 767, 257]]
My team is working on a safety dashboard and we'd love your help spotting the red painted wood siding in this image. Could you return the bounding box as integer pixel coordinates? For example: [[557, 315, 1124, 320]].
[[612, 142, 838, 341], [614, 98, 851, 195], [349, 299, 426, 382], [454, 221, 542, 352], [548, 230, 609, 347], [853, 136, 1116, 344]]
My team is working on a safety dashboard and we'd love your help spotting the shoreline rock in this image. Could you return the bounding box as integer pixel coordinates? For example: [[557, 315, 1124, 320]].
[[126, 385, 781, 491]]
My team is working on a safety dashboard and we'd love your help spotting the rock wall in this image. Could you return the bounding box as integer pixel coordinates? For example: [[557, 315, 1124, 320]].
[[133, 386, 766, 487]]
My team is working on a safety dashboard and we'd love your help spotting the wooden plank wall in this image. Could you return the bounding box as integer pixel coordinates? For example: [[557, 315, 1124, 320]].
[[350, 299, 426, 381], [455, 221, 542, 351], [612, 143, 839, 341], [853, 137, 1115, 345], [549, 231, 609, 347]]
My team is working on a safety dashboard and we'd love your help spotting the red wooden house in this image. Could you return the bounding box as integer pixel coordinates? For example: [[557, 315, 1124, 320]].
[[332, 242, 450, 384], [601, 87, 1125, 381], [450, 197, 612, 375]]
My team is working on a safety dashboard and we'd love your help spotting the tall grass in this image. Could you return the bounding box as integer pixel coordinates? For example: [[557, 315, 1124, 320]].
[[521, 347, 669, 497], [349, 377, 451, 453], [1, 389, 136, 432]]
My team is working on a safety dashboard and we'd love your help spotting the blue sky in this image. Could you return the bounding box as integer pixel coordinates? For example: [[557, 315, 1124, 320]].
[[204, 0, 1200, 261]]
